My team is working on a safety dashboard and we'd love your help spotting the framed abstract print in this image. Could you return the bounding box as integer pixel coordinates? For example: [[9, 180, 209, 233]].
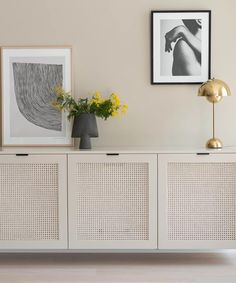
[[151, 10, 211, 84], [1, 46, 72, 146]]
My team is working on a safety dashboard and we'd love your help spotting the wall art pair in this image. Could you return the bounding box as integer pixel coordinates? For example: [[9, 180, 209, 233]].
[[1, 10, 211, 146]]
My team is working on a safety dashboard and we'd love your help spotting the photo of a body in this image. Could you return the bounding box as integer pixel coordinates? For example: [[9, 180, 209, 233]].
[[164, 19, 202, 76], [151, 11, 211, 84]]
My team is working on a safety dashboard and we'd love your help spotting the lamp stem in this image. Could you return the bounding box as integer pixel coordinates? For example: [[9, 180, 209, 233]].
[[213, 102, 215, 139]]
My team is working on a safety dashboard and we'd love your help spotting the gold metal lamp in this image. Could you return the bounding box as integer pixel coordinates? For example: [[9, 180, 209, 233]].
[[198, 78, 231, 149]]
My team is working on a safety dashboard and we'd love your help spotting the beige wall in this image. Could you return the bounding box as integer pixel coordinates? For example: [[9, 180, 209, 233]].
[[0, 0, 235, 147]]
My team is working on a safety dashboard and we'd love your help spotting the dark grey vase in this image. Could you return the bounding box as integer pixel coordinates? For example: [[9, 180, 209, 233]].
[[72, 113, 98, 149]]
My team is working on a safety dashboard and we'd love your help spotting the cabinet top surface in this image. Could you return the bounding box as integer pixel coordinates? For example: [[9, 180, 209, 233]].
[[1, 146, 236, 154]]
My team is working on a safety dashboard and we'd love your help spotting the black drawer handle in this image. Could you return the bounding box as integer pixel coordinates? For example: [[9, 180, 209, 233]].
[[16, 154, 29, 156], [106, 153, 119, 156], [196, 153, 210, 155]]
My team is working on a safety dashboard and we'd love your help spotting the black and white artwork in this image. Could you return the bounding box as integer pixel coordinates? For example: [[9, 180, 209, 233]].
[[1, 47, 72, 146], [13, 62, 63, 131], [151, 11, 211, 84]]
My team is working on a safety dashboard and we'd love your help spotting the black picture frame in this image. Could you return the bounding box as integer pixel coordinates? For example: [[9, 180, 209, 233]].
[[151, 10, 211, 85]]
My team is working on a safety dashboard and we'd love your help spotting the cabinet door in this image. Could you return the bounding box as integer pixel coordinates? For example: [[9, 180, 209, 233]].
[[68, 154, 157, 250], [0, 154, 67, 250], [158, 153, 236, 249]]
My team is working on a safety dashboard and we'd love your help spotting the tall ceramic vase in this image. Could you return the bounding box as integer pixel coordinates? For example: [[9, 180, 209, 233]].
[[72, 113, 98, 149]]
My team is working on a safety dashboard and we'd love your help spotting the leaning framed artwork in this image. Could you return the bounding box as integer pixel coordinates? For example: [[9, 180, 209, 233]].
[[151, 10, 211, 84], [1, 46, 72, 146]]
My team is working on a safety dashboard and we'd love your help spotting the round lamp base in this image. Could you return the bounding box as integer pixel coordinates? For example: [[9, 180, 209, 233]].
[[206, 138, 222, 149]]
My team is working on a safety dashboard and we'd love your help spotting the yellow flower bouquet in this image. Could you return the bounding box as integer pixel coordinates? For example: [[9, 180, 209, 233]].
[[53, 87, 128, 120], [52, 86, 127, 149]]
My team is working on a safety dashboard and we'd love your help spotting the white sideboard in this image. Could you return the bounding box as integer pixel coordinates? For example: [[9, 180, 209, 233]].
[[0, 147, 236, 252]]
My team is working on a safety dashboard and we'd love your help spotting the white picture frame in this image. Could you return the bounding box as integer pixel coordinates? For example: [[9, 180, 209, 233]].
[[1, 46, 73, 146], [151, 10, 211, 84]]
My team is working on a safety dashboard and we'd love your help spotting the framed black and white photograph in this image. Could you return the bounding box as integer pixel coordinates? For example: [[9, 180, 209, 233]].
[[1, 46, 72, 146], [151, 10, 211, 84]]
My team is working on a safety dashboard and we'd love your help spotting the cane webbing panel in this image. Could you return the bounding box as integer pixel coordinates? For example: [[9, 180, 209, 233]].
[[0, 163, 59, 241], [76, 162, 149, 241], [168, 162, 236, 241]]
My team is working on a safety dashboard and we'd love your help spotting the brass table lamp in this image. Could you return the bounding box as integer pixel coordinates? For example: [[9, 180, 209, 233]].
[[198, 78, 231, 149]]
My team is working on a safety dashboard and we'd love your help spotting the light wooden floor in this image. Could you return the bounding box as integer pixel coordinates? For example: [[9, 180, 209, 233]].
[[0, 253, 236, 283]]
